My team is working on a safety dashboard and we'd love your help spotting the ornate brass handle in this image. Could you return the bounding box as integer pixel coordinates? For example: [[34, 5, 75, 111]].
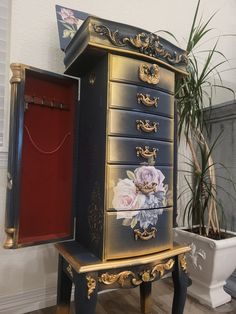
[[134, 227, 157, 240], [138, 63, 160, 85], [136, 146, 158, 160], [135, 182, 157, 194], [136, 120, 159, 133], [137, 93, 159, 107]]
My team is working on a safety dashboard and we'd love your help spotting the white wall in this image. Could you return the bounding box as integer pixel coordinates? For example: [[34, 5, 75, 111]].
[[1, 0, 236, 312]]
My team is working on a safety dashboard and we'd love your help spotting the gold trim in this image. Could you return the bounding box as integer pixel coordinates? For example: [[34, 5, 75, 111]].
[[66, 42, 188, 76], [10, 63, 24, 84], [98, 259, 175, 287], [136, 146, 157, 160], [134, 227, 157, 241], [139, 63, 160, 85], [93, 24, 188, 66], [99, 271, 135, 286], [137, 93, 159, 107], [66, 264, 73, 278], [4, 228, 15, 249], [86, 276, 96, 299], [179, 254, 187, 272], [136, 120, 158, 133], [55, 244, 191, 273]]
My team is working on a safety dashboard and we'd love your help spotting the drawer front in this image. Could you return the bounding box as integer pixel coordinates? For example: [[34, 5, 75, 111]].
[[107, 137, 173, 165], [109, 82, 174, 117], [104, 208, 173, 260], [108, 109, 174, 141], [109, 55, 175, 93], [106, 164, 173, 211]]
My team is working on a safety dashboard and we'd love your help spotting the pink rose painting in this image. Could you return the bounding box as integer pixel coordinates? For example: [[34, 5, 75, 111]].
[[112, 166, 169, 230], [57, 7, 81, 39]]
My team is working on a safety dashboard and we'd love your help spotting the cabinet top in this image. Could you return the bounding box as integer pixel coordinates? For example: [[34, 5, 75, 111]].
[[64, 16, 188, 76]]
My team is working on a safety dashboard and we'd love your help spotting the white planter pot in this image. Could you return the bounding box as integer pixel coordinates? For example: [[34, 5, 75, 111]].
[[174, 227, 236, 308]]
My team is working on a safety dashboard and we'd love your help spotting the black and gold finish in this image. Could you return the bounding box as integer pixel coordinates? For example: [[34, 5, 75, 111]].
[[5, 17, 187, 263], [68, 16, 187, 259], [56, 242, 191, 314]]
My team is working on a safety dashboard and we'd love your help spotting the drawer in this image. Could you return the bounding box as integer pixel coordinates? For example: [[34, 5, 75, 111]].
[[109, 55, 175, 93], [106, 164, 173, 211], [109, 82, 174, 117], [104, 207, 173, 260], [107, 137, 173, 165], [108, 109, 174, 141]]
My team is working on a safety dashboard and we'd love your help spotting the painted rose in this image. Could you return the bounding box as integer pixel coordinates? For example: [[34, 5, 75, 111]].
[[58, 8, 78, 25], [134, 166, 165, 192], [112, 178, 146, 211]]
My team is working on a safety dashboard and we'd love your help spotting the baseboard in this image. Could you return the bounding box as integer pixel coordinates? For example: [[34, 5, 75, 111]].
[[0, 286, 75, 314]]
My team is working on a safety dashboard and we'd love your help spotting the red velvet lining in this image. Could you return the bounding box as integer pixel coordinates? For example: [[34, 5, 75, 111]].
[[18, 69, 77, 245]]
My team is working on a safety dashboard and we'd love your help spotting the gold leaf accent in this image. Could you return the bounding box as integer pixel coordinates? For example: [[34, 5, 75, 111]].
[[136, 120, 158, 133], [136, 146, 158, 160], [139, 64, 160, 85], [98, 259, 175, 287], [137, 93, 159, 107], [180, 254, 187, 272], [135, 182, 157, 194], [132, 258, 175, 285], [93, 24, 188, 65], [66, 264, 73, 278], [99, 271, 135, 286], [10, 63, 24, 84], [86, 276, 96, 299], [133, 227, 157, 240], [4, 228, 15, 249]]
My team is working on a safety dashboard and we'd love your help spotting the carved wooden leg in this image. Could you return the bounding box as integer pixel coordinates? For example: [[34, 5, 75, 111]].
[[56, 255, 72, 314], [73, 272, 98, 314], [172, 254, 190, 314], [140, 282, 152, 314]]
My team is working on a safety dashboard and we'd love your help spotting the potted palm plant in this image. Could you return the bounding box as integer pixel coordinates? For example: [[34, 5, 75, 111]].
[[173, 0, 236, 308]]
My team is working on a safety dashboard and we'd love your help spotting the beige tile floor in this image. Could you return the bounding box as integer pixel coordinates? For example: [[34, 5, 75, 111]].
[[27, 278, 236, 314]]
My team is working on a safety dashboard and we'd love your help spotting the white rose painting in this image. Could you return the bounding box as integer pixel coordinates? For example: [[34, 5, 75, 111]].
[[112, 166, 169, 230]]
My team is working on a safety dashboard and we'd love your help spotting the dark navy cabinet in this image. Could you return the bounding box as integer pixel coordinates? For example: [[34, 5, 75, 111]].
[[4, 16, 188, 262]]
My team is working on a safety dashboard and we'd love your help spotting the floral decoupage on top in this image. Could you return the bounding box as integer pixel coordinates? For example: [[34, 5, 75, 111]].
[[55, 5, 89, 51], [111, 165, 172, 231]]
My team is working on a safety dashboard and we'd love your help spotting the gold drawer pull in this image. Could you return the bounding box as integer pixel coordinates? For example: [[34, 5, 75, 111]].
[[137, 93, 159, 107], [134, 227, 157, 240], [138, 63, 160, 85], [136, 146, 158, 160], [135, 182, 157, 194], [136, 120, 159, 133]]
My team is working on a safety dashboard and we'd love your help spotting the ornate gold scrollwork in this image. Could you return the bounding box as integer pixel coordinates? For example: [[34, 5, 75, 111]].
[[99, 271, 135, 286], [136, 146, 158, 160], [66, 264, 73, 278], [86, 276, 97, 299], [98, 259, 175, 288], [136, 120, 158, 133], [179, 254, 187, 272], [93, 24, 188, 65], [137, 93, 159, 107], [133, 227, 157, 241], [138, 64, 160, 85], [132, 258, 175, 285], [4, 228, 15, 249]]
